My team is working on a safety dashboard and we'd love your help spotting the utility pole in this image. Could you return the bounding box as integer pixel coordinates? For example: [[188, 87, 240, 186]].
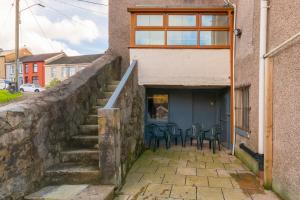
[[15, 0, 20, 91]]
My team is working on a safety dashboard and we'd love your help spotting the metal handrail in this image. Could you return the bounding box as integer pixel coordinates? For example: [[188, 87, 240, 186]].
[[264, 31, 300, 58], [104, 60, 137, 109]]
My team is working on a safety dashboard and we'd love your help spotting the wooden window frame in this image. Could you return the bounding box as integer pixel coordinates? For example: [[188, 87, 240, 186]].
[[130, 9, 233, 49]]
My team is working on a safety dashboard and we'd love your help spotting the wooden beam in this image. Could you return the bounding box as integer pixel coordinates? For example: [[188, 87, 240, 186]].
[[264, 57, 273, 189], [128, 7, 233, 13]]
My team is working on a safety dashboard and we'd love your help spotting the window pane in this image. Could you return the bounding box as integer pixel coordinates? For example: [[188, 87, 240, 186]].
[[200, 31, 228, 45], [169, 15, 196, 26], [202, 15, 228, 26], [167, 31, 197, 45], [147, 94, 168, 122], [137, 15, 163, 26], [135, 31, 164, 45]]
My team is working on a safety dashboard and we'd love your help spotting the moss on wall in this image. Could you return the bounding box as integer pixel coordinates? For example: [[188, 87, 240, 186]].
[[235, 145, 259, 175]]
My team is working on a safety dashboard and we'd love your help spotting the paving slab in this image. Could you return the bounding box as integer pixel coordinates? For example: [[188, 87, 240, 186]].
[[222, 188, 252, 200], [185, 175, 208, 187], [163, 174, 186, 185], [197, 168, 218, 177], [197, 187, 224, 200], [170, 185, 196, 199], [208, 177, 233, 188], [143, 184, 172, 198], [176, 167, 196, 176], [156, 166, 177, 175], [140, 173, 164, 184]]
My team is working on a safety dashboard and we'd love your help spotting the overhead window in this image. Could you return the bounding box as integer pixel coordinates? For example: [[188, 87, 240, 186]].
[[33, 64, 38, 73], [131, 11, 231, 48], [168, 15, 196, 26], [137, 15, 163, 26], [200, 31, 229, 45], [201, 15, 228, 27], [135, 31, 165, 45], [167, 31, 197, 45], [25, 64, 28, 74]]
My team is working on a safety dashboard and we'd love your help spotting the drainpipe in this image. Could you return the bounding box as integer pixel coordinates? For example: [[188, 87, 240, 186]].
[[258, 0, 269, 156], [224, 0, 237, 155]]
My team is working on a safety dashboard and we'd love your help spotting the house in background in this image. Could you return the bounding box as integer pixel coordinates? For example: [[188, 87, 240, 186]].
[[5, 48, 32, 86], [1, 48, 32, 81], [44, 54, 103, 85], [20, 52, 65, 87]]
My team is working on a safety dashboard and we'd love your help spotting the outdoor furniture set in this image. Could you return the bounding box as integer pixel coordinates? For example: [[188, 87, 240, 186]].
[[145, 122, 222, 153]]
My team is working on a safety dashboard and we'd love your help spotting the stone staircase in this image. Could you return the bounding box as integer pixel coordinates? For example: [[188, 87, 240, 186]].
[[25, 80, 120, 200]]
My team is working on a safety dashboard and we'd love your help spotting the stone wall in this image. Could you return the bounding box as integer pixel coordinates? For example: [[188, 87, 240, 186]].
[[0, 54, 121, 199], [99, 63, 145, 186]]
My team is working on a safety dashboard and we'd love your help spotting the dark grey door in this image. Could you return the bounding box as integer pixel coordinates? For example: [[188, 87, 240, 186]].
[[192, 93, 217, 129], [169, 92, 193, 130]]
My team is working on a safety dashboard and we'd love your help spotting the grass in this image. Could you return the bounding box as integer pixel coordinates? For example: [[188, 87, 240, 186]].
[[0, 90, 23, 103]]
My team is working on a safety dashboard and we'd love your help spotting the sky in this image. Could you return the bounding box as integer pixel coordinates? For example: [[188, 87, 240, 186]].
[[0, 0, 108, 55]]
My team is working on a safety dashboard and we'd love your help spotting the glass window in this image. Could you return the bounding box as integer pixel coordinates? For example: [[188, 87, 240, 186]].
[[147, 94, 168, 122], [235, 87, 250, 131], [137, 15, 163, 26], [202, 15, 228, 27], [169, 15, 196, 26], [33, 64, 38, 73], [200, 31, 228, 45], [25, 64, 28, 74], [167, 31, 197, 45], [19, 65, 22, 73], [135, 31, 165, 45], [62, 67, 69, 78], [51, 67, 56, 78], [69, 67, 76, 76]]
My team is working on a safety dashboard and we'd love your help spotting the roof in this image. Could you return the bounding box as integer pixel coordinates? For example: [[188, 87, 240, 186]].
[[47, 54, 103, 65], [20, 53, 62, 62]]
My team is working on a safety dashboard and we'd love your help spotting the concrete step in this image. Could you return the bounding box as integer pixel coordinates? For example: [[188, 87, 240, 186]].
[[79, 125, 98, 135], [91, 106, 103, 115], [104, 92, 113, 98], [97, 98, 108, 107], [44, 163, 101, 185], [106, 84, 118, 92], [61, 149, 99, 164], [108, 80, 120, 85], [85, 114, 98, 125], [71, 135, 98, 149], [25, 184, 114, 200]]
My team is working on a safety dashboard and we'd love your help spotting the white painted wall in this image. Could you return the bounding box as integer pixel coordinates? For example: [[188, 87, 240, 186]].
[[130, 49, 231, 86]]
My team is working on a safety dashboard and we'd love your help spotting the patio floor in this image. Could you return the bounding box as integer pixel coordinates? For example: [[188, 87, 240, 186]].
[[114, 145, 280, 200]]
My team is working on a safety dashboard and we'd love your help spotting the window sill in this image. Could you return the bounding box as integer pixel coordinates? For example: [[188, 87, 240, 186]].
[[235, 127, 250, 138]]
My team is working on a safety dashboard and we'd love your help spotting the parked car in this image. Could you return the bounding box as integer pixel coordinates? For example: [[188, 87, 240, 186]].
[[0, 80, 5, 90], [0, 80, 12, 90], [19, 84, 45, 92]]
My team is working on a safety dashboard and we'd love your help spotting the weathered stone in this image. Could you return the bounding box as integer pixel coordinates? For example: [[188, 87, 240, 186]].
[[0, 54, 121, 199]]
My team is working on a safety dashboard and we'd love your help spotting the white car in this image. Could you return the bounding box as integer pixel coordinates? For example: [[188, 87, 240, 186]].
[[0, 80, 6, 89], [20, 84, 45, 92]]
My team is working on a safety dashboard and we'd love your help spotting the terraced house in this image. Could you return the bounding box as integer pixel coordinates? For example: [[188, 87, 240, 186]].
[[0, 0, 299, 199]]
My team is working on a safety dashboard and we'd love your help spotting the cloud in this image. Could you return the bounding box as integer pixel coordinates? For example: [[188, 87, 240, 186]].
[[0, 0, 108, 55]]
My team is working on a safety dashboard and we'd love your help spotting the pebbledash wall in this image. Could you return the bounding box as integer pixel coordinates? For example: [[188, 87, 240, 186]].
[[234, 0, 300, 199], [0, 54, 122, 199], [109, 0, 227, 70]]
